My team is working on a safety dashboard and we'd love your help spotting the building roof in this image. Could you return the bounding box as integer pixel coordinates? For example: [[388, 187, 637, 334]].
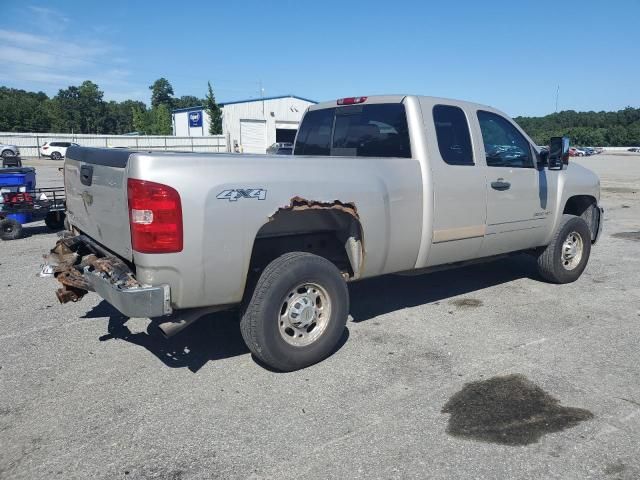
[[171, 94, 316, 113]]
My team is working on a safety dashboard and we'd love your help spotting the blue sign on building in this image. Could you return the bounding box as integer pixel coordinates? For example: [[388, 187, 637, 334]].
[[189, 110, 203, 128]]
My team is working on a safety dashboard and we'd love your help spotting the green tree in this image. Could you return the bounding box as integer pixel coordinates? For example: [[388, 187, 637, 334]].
[[173, 95, 203, 109], [150, 104, 172, 135], [78, 81, 105, 133], [205, 81, 222, 135], [49, 85, 83, 133], [101, 100, 146, 134], [132, 106, 151, 134], [149, 78, 174, 109], [0, 87, 52, 132]]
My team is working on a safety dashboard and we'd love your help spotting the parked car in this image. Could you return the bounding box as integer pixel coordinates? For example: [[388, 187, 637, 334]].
[[0, 143, 20, 158], [267, 142, 294, 155], [569, 147, 586, 157], [582, 147, 595, 156], [40, 142, 79, 160], [43, 95, 603, 371], [628, 147, 640, 153]]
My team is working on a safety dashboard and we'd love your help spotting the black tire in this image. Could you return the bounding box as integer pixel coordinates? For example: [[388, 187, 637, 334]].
[[537, 214, 592, 283], [240, 252, 349, 371], [44, 211, 66, 231], [1, 149, 14, 158], [51, 151, 62, 160], [0, 218, 23, 240]]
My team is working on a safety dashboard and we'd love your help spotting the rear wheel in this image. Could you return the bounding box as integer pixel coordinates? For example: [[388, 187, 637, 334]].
[[537, 214, 592, 283], [0, 218, 23, 240], [44, 211, 66, 230], [1, 149, 14, 158], [240, 252, 349, 371], [51, 151, 62, 160]]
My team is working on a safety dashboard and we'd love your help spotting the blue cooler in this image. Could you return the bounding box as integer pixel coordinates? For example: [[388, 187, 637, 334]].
[[0, 167, 36, 190], [0, 167, 36, 224]]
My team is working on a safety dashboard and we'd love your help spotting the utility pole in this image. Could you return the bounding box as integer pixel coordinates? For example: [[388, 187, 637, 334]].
[[259, 80, 265, 117], [555, 85, 560, 113]]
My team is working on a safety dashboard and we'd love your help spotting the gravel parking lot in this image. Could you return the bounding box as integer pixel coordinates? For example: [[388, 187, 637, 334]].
[[1, 154, 639, 479]]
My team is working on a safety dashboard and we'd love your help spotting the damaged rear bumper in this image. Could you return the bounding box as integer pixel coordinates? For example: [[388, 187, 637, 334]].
[[44, 234, 172, 318]]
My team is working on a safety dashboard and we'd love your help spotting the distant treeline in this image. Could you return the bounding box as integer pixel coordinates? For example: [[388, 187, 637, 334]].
[[0, 78, 212, 135], [2, 81, 639, 146], [515, 107, 640, 147]]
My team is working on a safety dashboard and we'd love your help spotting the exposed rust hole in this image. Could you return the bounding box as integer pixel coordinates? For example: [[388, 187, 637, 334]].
[[272, 196, 359, 220]]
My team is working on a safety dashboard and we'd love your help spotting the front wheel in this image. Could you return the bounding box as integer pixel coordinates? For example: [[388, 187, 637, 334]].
[[240, 252, 349, 371], [537, 214, 592, 283]]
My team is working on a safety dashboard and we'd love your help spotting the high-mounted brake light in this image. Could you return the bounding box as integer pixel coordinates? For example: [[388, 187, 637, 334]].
[[127, 178, 183, 253], [337, 96, 367, 105]]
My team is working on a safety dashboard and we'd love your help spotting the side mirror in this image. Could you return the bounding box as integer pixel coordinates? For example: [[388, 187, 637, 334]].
[[548, 136, 569, 170]]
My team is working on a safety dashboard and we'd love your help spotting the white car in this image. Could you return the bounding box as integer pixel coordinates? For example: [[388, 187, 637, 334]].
[[0, 143, 20, 158], [40, 142, 79, 160]]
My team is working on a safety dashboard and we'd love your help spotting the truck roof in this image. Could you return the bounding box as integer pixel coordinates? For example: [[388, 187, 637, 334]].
[[308, 95, 494, 112]]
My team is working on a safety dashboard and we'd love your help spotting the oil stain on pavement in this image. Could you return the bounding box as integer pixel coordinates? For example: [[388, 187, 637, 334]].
[[612, 231, 640, 242], [441, 374, 593, 446], [449, 298, 483, 309]]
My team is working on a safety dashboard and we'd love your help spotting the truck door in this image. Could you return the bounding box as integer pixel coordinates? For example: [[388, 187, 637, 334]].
[[474, 110, 555, 256], [425, 103, 487, 266]]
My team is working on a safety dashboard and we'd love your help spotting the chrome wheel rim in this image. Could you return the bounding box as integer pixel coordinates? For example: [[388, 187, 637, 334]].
[[561, 231, 584, 270], [278, 282, 331, 347]]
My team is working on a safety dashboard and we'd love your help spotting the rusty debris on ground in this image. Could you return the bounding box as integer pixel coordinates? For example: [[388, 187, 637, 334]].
[[47, 235, 140, 304]]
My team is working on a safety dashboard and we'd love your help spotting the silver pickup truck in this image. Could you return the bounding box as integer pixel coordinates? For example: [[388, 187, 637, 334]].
[[45, 95, 603, 371]]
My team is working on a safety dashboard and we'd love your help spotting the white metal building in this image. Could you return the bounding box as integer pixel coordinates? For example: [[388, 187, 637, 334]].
[[171, 95, 316, 153]]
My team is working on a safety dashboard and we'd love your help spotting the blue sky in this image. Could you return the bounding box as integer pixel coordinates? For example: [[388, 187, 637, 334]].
[[1, 0, 638, 116]]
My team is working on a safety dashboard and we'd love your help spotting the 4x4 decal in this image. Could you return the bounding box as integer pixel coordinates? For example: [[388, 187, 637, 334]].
[[216, 188, 267, 202]]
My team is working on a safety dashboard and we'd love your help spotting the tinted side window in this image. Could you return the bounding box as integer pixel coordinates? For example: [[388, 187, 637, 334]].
[[477, 111, 533, 168], [50, 142, 62, 147], [294, 104, 411, 158], [332, 104, 411, 158], [293, 108, 334, 155], [433, 105, 474, 165]]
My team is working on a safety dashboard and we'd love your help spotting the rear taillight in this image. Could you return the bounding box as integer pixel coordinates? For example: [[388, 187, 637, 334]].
[[42, 146, 49, 150], [127, 178, 183, 253], [337, 96, 367, 105]]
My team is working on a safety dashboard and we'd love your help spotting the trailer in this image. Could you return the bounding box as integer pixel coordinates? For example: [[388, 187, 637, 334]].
[[0, 187, 66, 240]]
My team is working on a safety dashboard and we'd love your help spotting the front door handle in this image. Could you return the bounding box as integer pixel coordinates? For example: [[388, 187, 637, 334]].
[[491, 179, 511, 191]]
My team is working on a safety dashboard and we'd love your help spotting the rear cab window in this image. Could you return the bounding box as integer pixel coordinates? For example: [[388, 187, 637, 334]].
[[294, 103, 411, 158]]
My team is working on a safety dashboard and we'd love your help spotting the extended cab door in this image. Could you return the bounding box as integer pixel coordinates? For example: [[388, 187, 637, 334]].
[[474, 110, 557, 256], [423, 102, 487, 266]]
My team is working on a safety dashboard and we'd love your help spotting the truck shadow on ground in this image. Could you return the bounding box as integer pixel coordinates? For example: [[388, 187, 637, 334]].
[[86, 303, 249, 373], [84, 254, 536, 372], [86, 301, 349, 372], [348, 254, 538, 322]]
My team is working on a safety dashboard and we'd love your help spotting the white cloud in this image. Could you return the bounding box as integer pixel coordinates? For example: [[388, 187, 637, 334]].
[[28, 5, 71, 25], [0, 27, 143, 101]]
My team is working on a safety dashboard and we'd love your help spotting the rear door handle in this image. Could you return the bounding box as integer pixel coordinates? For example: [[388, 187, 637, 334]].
[[491, 179, 511, 191]]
